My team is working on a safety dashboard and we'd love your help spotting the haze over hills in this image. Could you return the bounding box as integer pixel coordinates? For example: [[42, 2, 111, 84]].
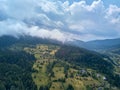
[[1, 35, 120, 51], [67, 38, 120, 51]]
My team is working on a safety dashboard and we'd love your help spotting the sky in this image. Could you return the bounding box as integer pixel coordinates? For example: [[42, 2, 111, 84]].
[[0, 0, 120, 42]]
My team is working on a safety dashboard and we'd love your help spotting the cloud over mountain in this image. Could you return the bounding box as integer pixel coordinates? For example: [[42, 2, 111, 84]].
[[0, 0, 120, 42]]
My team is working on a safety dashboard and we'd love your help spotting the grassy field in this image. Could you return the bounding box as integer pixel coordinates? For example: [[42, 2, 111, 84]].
[[32, 61, 50, 89], [52, 67, 65, 80], [24, 44, 111, 90]]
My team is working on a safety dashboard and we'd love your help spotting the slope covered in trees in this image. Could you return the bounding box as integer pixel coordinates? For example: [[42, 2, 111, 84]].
[[0, 49, 37, 90], [55, 46, 120, 88]]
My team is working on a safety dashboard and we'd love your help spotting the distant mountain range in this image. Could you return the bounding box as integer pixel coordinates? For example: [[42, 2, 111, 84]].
[[1, 35, 120, 51], [67, 38, 120, 51]]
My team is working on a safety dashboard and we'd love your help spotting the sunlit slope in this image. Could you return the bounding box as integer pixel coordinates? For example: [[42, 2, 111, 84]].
[[24, 44, 114, 90]]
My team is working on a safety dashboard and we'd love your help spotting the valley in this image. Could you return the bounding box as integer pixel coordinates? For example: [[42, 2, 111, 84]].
[[99, 49, 120, 75]]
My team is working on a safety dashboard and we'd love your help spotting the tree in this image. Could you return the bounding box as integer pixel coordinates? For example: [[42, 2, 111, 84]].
[[0, 82, 6, 90], [67, 84, 74, 90]]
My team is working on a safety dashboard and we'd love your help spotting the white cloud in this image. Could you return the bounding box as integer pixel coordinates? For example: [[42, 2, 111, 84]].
[[37, 0, 64, 15], [105, 5, 120, 24], [0, 0, 120, 41], [0, 19, 71, 42], [66, 0, 120, 39], [0, 19, 27, 37], [28, 27, 70, 42]]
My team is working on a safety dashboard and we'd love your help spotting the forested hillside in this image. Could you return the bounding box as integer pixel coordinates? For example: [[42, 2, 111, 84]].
[[0, 49, 37, 90], [0, 36, 120, 90]]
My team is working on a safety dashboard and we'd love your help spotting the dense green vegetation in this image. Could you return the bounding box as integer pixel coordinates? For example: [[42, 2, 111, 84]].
[[55, 46, 113, 73], [98, 48, 120, 88], [0, 49, 37, 90], [0, 36, 18, 48], [55, 46, 120, 88]]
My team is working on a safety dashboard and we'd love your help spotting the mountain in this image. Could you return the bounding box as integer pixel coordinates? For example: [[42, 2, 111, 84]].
[[67, 38, 120, 51], [86, 38, 120, 50], [0, 35, 120, 90], [1, 35, 120, 51], [0, 35, 18, 48], [66, 39, 86, 48], [0, 35, 62, 48]]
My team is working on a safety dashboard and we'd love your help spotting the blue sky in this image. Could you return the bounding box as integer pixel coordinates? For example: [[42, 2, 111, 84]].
[[69, 0, 120, 7], [0, 0, 120, 42]]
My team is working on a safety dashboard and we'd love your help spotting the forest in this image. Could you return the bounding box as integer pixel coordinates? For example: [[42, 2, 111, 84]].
[[0, 49, 37, 90]]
